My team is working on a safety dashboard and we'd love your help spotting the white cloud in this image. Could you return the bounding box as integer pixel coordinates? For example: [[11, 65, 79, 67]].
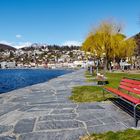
[[16, 34, 22, 39], [0, 40, 13, 46], [0, 40, 32, 49], [14, 42, 32, 49], [62, 41, 81, 46]]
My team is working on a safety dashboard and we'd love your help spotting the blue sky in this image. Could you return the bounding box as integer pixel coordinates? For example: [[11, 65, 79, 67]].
[[0, 0, 140, 48]]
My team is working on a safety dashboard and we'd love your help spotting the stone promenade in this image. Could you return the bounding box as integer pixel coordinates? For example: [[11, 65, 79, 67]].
[[0, 69, 138, 140]]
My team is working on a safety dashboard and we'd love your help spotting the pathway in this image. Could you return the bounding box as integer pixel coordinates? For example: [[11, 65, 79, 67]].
[[0, 69, 138, 140]]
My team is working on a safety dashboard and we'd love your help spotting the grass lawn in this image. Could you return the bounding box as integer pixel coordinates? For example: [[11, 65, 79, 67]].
[[81, 129, 140, 140], [105, 72, 140, 88], [69, 86, 112, 102], [69, 71, 140, 102]]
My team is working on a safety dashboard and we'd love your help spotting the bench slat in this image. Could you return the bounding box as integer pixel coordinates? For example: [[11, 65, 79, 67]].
[[120, 81, 140, 89], [119, 85, 140, 95], [122, 79, 140, 85], [105, 87, 140, 104]]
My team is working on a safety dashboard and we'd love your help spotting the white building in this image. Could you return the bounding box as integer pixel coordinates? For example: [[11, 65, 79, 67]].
[[73, 61, 87, 68], [0, 61, 7, 69], [7, 61, 16, 68], [0, 61, 16, 69]]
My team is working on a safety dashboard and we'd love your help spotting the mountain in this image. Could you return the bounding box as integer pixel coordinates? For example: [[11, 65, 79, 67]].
[[0, 44, 16, 51], [21, 43, 80, 51]]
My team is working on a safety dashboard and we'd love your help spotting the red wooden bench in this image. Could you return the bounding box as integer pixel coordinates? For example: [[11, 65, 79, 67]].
[[103, 77, 140, 127]]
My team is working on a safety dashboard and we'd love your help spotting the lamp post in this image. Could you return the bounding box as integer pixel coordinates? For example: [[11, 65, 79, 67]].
[[96, 59, 98, 74], [95, 53, 98, 74], [102, 53, 106, 76]]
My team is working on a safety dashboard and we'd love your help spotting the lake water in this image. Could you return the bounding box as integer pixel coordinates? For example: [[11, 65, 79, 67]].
[[0, 69, 72, 93]]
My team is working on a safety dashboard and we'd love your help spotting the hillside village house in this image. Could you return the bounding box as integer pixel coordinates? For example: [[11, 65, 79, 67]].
[[0, 61, 16, 69]]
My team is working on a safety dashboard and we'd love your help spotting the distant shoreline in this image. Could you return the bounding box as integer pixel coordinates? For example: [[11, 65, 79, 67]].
[[0, 67, 78, 70]]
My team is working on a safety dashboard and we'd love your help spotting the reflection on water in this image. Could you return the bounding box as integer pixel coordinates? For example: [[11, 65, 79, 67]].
[[0, 69, 71, 93]]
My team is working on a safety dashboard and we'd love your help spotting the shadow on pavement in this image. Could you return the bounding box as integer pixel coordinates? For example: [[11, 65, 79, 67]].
[[109, 98, 140, 120]]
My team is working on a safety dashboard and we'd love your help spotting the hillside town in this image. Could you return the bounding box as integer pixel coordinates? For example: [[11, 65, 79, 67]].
[[0, 43, 91, 69]]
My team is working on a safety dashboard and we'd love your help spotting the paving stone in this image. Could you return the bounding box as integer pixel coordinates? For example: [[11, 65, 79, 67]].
[[85, 119, 103, 127], [26, 109, 50, 113], [28, 99, 57, 104], [51, 109, 75, 114], [56, 103, 77, 109], [0, 104, 22, 117], [56, 89, 71, 93], [123, 119, 140, 127], [29, 104, 58, 110], [56, 95, 71, 99], [12, 97, 56, 104], [101, 104, 119, 111], [77, 113, 97, 121], [29, 101, 58, 105], [78, 103, 104, 110], [56, 97, 70, 100], [111, 112, 131, 122], [19, 106, 34, 112], [87, 123, 127, 134], [11, 97, 30, 102], [0, 136, 16, 140], [50, 86, 68, 91], [36, 120, 84, 130], [92, 112, 110, 118], [0, 97, 4, 104], [19, 129, 87, 140], [77, 110, 109, 118], [117, 111, 131, 118], [0, 125, 13, 134], [100, 117, 117, 124], [38, 113, 77, 121], [56, 93, 71, 96], [31, 92, 54, 96], [14, 118, 36, 134]]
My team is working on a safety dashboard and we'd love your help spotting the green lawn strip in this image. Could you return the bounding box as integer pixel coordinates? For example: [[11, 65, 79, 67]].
[[81, 129, 140, 140], [85, 70, 140, 86], [105, 72, 140, 88], [69, 86, 113, 102], [70, 72, 140, 103]]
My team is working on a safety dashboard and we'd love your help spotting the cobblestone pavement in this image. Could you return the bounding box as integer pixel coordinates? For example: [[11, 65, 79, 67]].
[[0, 69, 138, 140]]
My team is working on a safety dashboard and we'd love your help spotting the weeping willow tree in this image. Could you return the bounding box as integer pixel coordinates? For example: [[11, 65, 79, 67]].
[[82, 20, 136, 70]]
